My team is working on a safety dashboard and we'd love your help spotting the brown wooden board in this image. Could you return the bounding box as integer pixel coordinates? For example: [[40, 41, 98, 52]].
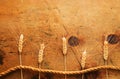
[[0, 0, 120, 79]]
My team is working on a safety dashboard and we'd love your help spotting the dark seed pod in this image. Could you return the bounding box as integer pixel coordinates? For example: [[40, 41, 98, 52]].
[[107, 34, 119, 44], [68, 36, 79, 46]]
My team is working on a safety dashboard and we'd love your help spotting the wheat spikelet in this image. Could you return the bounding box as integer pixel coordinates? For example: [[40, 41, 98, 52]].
[[62, 37, 67, 55], [103, 40, 108, 61], [38, 44, 45, 64], [18, 34, 24, 53], [81, 50, 87, 69]]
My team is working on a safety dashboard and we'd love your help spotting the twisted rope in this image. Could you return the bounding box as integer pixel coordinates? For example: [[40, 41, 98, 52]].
[[0, 65, 120, 77]]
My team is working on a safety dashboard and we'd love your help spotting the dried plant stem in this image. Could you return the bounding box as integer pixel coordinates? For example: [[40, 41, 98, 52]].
[[105, 61, 108, 79], [81, 50, 87, 79], [19, 54, 23, 79], [38, 44, 45, 79], [103, 39, 109, 79], [62, 37, 67, 79], [38, 64, 41, 79], [81, 67, 84, 79], [64, 55, 67, 79], [18, 34, 24, 79], [82, 74, 84, 79]]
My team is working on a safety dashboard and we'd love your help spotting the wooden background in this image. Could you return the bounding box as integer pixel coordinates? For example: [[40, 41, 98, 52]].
[[0, 0, 120, 79]]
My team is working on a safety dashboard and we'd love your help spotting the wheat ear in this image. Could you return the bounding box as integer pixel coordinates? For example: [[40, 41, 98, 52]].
[[103, 40, 108, 61], [18, 34, 24, 79], [18, 34, 24, 54], [62, 37, 67, 55], [62, 37, 67, 79], [81, 50, 87, 79], [81, 50, 87, 69], [38, 44, 45, 64], [38, 44, 45, 79]]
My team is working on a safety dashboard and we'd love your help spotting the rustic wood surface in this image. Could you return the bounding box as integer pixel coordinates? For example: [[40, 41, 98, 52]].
[[0, 0, 120, 79]]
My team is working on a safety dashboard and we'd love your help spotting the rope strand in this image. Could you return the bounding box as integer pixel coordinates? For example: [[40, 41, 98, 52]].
[[1, 65, 120, 77]]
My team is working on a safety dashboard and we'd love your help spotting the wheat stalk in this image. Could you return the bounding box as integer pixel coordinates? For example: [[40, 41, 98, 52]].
[[103, 37, 109, 79], [81, 50, 87, 79], [18, 34, 24, 79], [38, 44, 45, 79], [62, 37, 67, 79]]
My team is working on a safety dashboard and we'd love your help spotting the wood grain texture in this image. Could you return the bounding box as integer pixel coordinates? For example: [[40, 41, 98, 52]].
[[0, 0, 120, 79]]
